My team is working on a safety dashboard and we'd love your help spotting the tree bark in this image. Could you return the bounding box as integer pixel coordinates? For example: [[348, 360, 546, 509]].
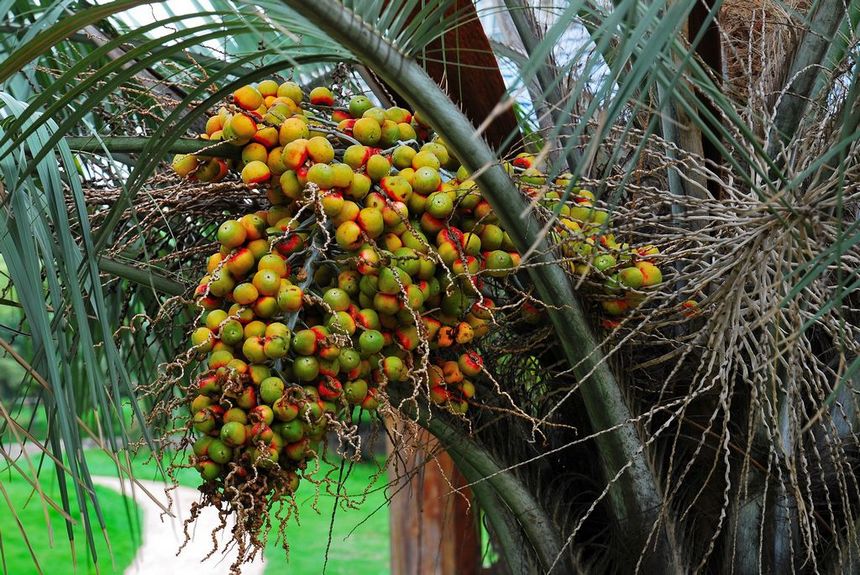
[[388, 424, 481, 575]]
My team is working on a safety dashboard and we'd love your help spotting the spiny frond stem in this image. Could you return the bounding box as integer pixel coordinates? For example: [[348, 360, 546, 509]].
[[65, 136, 242, 159], [767, 0, 847, 160]]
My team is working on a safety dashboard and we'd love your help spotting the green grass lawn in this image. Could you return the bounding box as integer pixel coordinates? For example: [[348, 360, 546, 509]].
[[263, 462, 390, 575], [1, 449, 391, 575], [80, 449, 391, 574], [0, 467, 142, 575]]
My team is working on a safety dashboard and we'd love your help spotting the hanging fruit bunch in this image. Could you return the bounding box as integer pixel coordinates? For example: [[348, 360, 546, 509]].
[[173, 78, 523, 565], [171, 76, 665, 567], [506, 152, 665, 322]]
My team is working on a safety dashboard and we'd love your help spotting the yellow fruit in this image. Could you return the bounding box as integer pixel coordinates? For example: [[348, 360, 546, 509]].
[[233, 85, 263, 111], [241, 142, 269, 164], [171, 154, 198, 177], [257, 79, 279, 98], [225, 113, 257, 143], [276, 81, 304, 103], [635, 262, 662, 287], [241, 160, 271, 185], [279, 117, 310, 145]]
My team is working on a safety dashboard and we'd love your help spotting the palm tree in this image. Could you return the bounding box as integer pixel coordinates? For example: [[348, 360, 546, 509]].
[[0, 0, 857, 572]]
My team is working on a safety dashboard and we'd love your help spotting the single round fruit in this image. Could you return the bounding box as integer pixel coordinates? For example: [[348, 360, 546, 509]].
[[293, 356, 320, 381], [220, 421, 247, 447], [277, 81, 304, 103], [344, 379, 369, 404], [207, 439, 234, 464], [353, 117, 381, 145], [234, 85, 263, 110], [217, 220, 247, 248], [358, 330, 384, 355], [260, 377, 286, 404], [484, 250, 515, 277], [618, 266, 645, 289], [349, 95, 373, 118], [309, 86, 335, 105]]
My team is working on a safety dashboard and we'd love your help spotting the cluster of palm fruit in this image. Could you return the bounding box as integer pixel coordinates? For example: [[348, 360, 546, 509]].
[[177, 79, 516, 490], [508, 153, 664, 319]]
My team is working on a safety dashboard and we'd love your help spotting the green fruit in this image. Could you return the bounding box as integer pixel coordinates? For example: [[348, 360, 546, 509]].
[[362, 107, 386, 123], [323, 287, 351, 311], [392, 247, 420, 277], [277, 419, 305, 442], [294, 356, 320, 381], [223, 407, 247, 424], [327, 311, 356, 335], [358, 330, 384, 355], [197, 459, 222, 481], [401, 226, 429, 253], [277, 81, 304, 103], [593, 254, 616, 272], [307, 163, 334, 188], [359, 275, 379, 297], [335, 221, 363, 251], [242, 336, 267, 363], [382, 356, 405, 382], [392, 145, 417, 169], [207, 270, 235, 297], [339, 348, 361, 371], [191, 394, 213, 414], [207, 439, 233, 464], [191, 327, 214, 352], [219, 320, 244, 346], [292, 329, 318, 355], [193, 436, 214, 457], [421, 142, 449, 166], [378, 266, 412, 294], [273, 395, 299, 421], [249, 365, 272, 385], [412, 150, 440, 170], [365, 154, 391, 182], [380, 120, 400, 146], [217, 219, 247, 248], [484, 250, 515, 277], [357, 207, 384, 238], [412, 166, 441, 195], [618, 267, 645, 289], [204, 309, 228, 331], [441, 290, 471, 317], [192, 409, 216, 433], [220, 421, 247, 447], [427, 192, 454, 219], [338, 270, 361, 296], [349, 95, 373, 118], [260, 377, 286, 404], [347, 173, 372, 200], [344, 379, 369, 404], [343, 145, 370, 169], [328, 162, 352, 188], [374, 292, 400, 315]]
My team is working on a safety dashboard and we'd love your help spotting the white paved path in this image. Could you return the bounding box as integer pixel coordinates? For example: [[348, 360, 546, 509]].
[[92, 476, 266, 575]]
